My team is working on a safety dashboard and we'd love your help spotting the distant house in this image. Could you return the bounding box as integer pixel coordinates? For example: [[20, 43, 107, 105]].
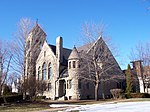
[[130, 61, 150, 94], [12, 78, 20, 93], [24, 23, 124, 100]]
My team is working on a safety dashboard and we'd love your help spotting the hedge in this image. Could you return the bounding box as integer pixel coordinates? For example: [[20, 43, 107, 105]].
[[37, 96, 46, 99], [124, 93, 150, 98], [0, 94, 23, 104]]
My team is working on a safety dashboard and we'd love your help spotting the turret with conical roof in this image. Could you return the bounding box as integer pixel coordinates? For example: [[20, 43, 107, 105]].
[[68, 46, 80, 70], [68, 46, 80, 60], [66, 46, 81, 100]]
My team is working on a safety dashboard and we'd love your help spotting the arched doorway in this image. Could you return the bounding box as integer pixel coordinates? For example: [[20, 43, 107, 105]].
[[59, 79, 66, 97]]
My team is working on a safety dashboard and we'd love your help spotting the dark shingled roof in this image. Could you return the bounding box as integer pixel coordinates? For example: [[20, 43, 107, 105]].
[[77, 43, 93, 53], [49, 44, 56, 55], [61, 48, 72, 66], [62, 48, 72, 61], [48, 44, 72, 66]]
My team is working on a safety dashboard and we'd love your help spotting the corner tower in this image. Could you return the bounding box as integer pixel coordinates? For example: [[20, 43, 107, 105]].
[[67, 46, 81, 100], [25, 23, 46, 78]]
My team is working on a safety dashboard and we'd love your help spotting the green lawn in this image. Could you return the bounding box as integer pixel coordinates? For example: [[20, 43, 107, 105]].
[[0, 102, 50, 112], [0, 98, 150, 112]]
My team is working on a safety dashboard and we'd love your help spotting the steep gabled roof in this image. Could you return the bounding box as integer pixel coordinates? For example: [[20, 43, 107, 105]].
[[77, 36, 103, 53], [29, 23, 47, 36], [77, 37, 122, 71], [77, 43, 93, 53], [61, 48, 72, 66], [62, 48, 72, 60], [49, 44, 56, 55], [48, 44, 72, 66]]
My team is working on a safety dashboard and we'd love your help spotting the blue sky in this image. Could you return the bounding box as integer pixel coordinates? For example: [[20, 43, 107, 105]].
[[0, 0, 150, 69]]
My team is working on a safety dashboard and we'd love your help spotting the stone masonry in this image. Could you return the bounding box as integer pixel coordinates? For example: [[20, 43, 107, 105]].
[[25, 24, 124, 100]]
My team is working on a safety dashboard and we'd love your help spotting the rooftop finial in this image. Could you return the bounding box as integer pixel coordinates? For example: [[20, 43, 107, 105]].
[[36, 19, 38, 25]]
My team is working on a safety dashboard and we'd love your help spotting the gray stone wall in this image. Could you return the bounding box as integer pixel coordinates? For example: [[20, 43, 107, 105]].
[[25, 25, 46, 78], [36, 41, 57, 100], [26, 27, 124, 100]]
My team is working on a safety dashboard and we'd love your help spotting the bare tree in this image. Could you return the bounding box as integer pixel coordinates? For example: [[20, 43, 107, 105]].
[[11, 18, 34, 76], [10, 18, 35, 98], [130, 42, 150, 93], [11, 18, 47, 100], [21, 75, 47, 100], [35, 79, 47, 100], [79, 22, 124, 100], [0, 41, 12, 97], [7, 72, 19, 86]]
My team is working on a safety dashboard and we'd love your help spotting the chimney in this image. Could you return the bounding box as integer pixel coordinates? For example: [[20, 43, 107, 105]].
[[56, 36, 63, 63], [131, 60, 143, 77]]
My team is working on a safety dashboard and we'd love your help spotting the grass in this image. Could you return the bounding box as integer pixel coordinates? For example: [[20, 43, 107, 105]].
[[0, 98, 150, 112], [0, 101, 50, 112]]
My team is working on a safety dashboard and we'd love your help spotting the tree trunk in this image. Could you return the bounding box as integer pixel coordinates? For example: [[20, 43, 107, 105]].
[[3, 96, 7, 103], [95, 82, 99, 101]]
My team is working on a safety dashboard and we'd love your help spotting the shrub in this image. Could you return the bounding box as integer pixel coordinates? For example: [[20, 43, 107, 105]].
[[0, 94, 23, 104], [110, 89, 123, 99], [3, 85, 12, 95], [130, 93, 150, 98], [123, 93, 131, 99], [123, 93, 150, 99], [36, 96, 46, 99], [0, 97, 4, 104]]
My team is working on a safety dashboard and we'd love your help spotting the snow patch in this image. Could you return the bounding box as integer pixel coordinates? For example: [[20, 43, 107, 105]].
[[49, 104, 79, 108], [64, 101, 150, 112]]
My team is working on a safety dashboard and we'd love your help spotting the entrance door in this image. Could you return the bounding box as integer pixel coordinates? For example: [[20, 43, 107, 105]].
[[59, 80, 66, 97]]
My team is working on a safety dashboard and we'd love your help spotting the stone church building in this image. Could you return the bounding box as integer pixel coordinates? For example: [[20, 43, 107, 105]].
[[25, 24, 124, 100]]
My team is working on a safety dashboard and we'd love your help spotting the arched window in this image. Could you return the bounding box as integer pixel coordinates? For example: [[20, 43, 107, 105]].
[[73, 61, 76, 68], [37, 66, 40, 80], [69, 61, 71, 69], [48, 63, 52, 79], [42, 62, 46, 80]]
